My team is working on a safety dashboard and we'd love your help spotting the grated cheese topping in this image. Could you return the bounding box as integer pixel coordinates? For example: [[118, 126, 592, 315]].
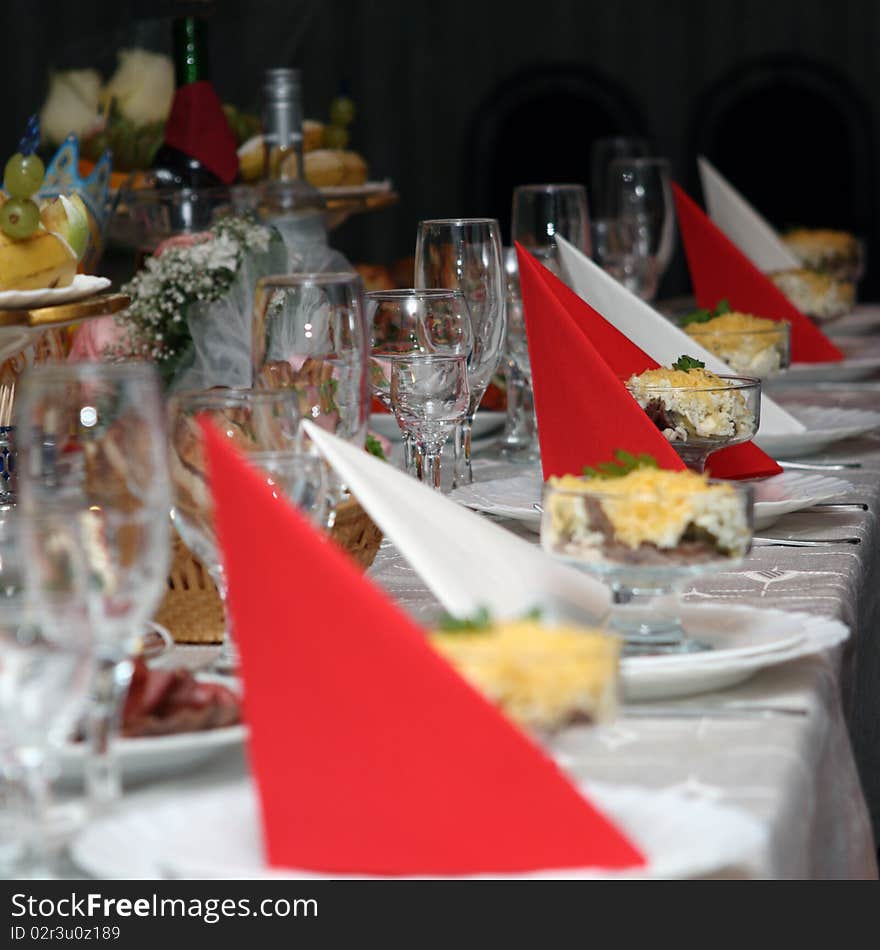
[[430, 620, 618, 731]]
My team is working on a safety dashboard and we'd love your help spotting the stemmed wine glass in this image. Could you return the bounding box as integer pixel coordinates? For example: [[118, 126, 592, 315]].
[[0, 506, 93, 876], [252, 272, 369, 511], [366, 289, 473, 473], [14, 362, 172, 813], [498, 247, 539, 461], [168, 388, 326, 672], [605, 157, 676, 287], [415, 218, 505, 486], [511, 184, 591, 274], [589, 136, 651, 218], [591, 217, 659, 301], [390, 355, 470, 490]]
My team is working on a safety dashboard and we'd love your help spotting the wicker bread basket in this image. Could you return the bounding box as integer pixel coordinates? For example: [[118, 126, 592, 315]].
[[156, 496, 383, 644]]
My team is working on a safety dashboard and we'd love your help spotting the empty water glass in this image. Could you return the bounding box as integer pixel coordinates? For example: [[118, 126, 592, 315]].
[[511, 184, 591, 274], [589, 136, 651, 217], [415, 219, 505, 486], [390, 355, 469, 490], [605, 157, 676, 280], [591, 217, 659, 300]]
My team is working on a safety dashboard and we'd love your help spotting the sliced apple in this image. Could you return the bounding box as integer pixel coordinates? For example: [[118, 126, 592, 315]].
[[39, 194, 90, 262]]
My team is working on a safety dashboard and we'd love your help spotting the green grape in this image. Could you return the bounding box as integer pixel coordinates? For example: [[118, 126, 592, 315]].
[[4, 152, 45, 199], [0, 198, 40, 239], [329, 96, 356, 127], [323, 125, 349, 149]]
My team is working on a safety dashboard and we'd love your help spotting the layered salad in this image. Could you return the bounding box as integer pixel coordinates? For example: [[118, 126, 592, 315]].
[[626, 356, 757, 445], [542, 457, 751, 568], [770, 268, 854, 323], [782, 228, 863, 281], [430, 614, 618, 731], [681, 302, 790, 377]]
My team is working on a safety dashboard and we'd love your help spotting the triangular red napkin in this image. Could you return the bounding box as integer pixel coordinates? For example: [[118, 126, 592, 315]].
[[201, 419, 645, 876], [516, 244, 782, 480], [162, 80, 239, 185], [672, 183, 843, 364]]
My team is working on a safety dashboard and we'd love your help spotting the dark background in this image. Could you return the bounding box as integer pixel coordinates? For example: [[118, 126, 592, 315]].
[[4, 0, 880, 295]]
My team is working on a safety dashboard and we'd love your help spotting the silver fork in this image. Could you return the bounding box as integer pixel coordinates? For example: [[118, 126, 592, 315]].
[[752, 535, 861, 547], [779, 460, 862, 471]]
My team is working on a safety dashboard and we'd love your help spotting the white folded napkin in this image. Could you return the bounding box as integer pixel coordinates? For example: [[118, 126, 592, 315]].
[[697, 156, 800, 273], [302, 421, 610, 624], [555, 235, 805, 436]]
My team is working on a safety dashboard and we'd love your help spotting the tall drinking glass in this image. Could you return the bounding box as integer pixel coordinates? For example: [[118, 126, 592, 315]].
[[366, 289, 473, 473], [168, 388, 326, 673], [415, 218, 505, 485], [591, 217, 659, 300], [252, 272, 369, 509], [605, 157, 676, 280], [15, 362, 171, 812], [511, 184, 591, 274], [589, 136, 651, 218], [390, 355, 470, 490], [0, 506, 93, 877]]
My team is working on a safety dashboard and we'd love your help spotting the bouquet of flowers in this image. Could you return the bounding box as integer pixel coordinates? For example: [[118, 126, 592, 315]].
[[74, 215, 287, 389]]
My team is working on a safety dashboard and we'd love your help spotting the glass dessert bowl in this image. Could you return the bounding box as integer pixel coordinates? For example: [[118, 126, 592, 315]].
[[769, 268, 855, 325], [625, 363, 761, 472], [429, 615, 619, 733], [678, 311, 791, 377], [541, 467, 754, 655]]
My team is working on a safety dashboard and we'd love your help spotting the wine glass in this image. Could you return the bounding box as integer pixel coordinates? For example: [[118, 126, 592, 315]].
[[589, 136, 651, 218], [168, 388, 326, 672], [415, 218, 505, 486], [0, 506, 93, 877], [252, 272, 369, 508], [366, 289, 473, 473], [390, 355, 470, 490], [591, 217, 659, 301], [605, 158, 676, 280], [499, 247, 539, 462], [14, 362, 171, 813], [511, 184, 591, 274]]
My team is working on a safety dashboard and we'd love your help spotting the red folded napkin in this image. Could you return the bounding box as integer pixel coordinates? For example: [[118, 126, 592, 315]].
[[201, 419, 645, 876], [672, 183, 843, 364], [162, 80, 239, 185], [516, 244, 782, 480]]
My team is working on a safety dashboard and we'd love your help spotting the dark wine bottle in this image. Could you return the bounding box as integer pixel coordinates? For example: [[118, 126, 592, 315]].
[[152, 10, 239, 188]]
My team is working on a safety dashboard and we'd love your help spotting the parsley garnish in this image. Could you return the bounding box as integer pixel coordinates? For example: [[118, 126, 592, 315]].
[[437, 607, 492, 633], [583, 449, 659, 479], [365, 434, 386, 461], [671, 354, 706, 372], [681, 299, 731, 326], [436, 606, 543, 633]]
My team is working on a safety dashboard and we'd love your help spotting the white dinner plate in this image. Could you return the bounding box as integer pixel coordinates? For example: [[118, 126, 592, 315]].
[[58, 725, 246, 786], [0, 274, 111, 309], [319, 180, 393, 199], [71, 777, 764, 880], [754, 405, 880, 457], [449, 471, 853, 532], [827, 304, 880, 337], [768, 340, 880, 384], [370, 411, 506, 444], [621, 605, 848, 701]]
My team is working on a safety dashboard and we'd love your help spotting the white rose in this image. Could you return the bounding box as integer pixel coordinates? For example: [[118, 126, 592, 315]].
[[40, 69, 102, 144], [104, 49, 174, 126]]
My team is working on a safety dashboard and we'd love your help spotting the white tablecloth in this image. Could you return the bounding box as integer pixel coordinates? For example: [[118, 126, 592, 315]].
[[64, 385, 880, 880]]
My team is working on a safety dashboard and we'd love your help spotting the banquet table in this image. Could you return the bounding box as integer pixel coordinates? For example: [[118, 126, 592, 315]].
[[64, 380, 880, 880]]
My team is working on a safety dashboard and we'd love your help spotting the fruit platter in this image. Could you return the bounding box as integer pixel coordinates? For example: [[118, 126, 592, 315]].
[[40, 49, 397, 243], [0, 117, 127, 361]]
